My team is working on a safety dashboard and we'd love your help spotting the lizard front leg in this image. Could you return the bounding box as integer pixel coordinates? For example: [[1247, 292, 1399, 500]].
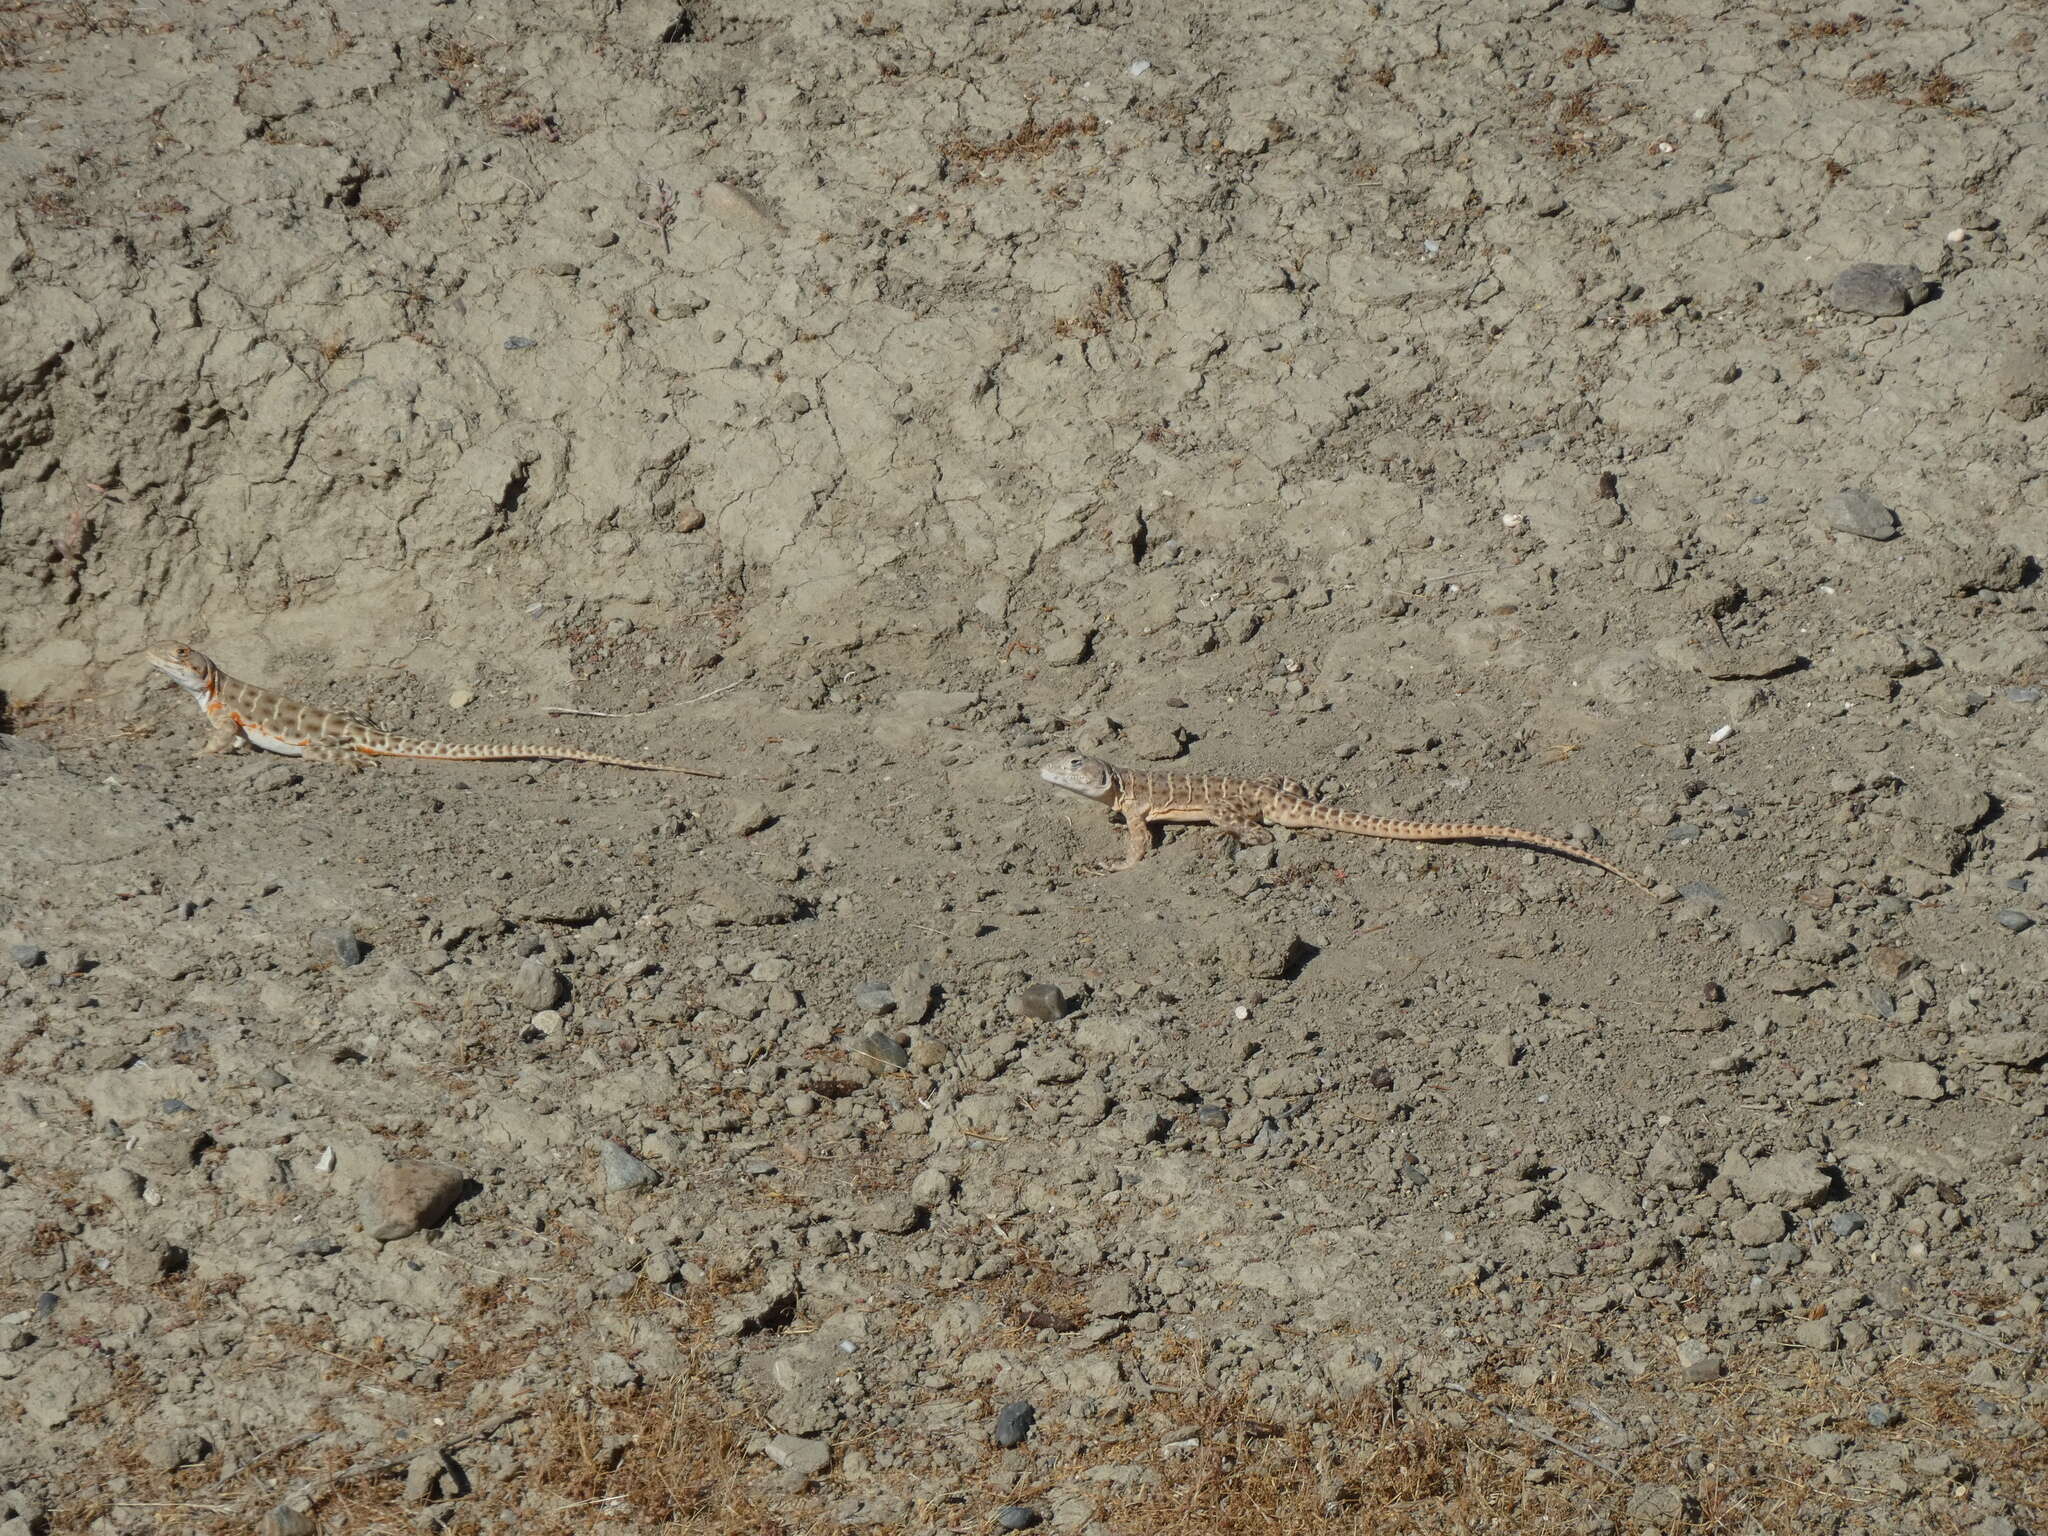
[[1085, 810, 1156, 874], [201, 717, 247, 756]]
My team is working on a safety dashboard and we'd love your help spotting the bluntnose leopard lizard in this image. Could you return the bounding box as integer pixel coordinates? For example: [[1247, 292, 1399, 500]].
[[1039, 752, 1653, 894], [148, 643, 720, 776]]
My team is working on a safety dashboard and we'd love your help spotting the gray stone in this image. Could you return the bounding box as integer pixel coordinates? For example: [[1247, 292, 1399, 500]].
[[1739, 916, 1794, 954], [1824, 489, 1900, 541], [8, 944, 44, 969], [263, 1506, 317, 1536], [1867, 1403, 1901, 1427], [690, 879, 801, 928], [1995, 1221, 2039, 1253], [851, 1032, 910, 1073], [852, 982, 896, 1016], [1013, 982, 1069, 1023], [404, 1453, 445, 1503], [591, 1351, 640, 1389], [855, 1196, 921, 1235], [1085, 1274, 1143, 1318], [1877, 1059, 1946, 1100], [1958, 1030, 2048, 1067], [511, 955, 566, 1010], [1043, 631, 1092, 667], [1221, 926, 1306, 980], [1626, 1484, 1694, 1524], [1830, 1209, 1868, 1238], [891, 961, 938, 1023], [142, 1427, 211, 1471], [997, 1508, 1044, 1531], [1996, 910, 2035, 934], [763, 1434, 830, 1476], [993, 1400, 1037, 1447], [361, 1160, 467, 1241], [1731, 1203, 1789, 1246], [715, 1266, 799, 1338], [600, 1142, 658, 1192], [1826, 263, 1921, 317], [728, 800, 776, 836], [1645, 1138, 1710, 1192], [311, 927, 366, 967], [1994, 332, 2048, 420], [1793, 1319, 1840, 1351], [1732, 1152, 1832, 1211]]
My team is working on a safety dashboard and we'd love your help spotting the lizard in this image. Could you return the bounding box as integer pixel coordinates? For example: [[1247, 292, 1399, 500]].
[[1038, 752, 1654, 894], [147, 642, 721, 777]]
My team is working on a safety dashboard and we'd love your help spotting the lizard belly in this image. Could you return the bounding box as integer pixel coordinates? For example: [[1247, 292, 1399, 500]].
[[239, 721, 309, 756]]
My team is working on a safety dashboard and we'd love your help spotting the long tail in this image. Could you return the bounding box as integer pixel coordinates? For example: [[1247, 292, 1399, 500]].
[[356, 738, 721, 777], [1286, 804, 1653, 894]]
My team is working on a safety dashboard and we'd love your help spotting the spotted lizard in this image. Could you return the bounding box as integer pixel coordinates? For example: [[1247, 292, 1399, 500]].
[[1038, 752, 1652, 894], [148, 643, 720, 777]]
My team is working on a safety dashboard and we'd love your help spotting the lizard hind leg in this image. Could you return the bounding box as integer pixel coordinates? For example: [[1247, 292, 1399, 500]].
[[1214, 819, 1273, 858], [300, 738, 368, 772]]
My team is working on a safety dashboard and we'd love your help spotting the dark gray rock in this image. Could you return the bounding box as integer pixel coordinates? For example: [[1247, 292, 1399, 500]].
[[1013, 982, 1069, 1023], [1996, 910, 2035, 934], [853, 982, 896, 1016], [311, 927, 366, 967], [993, 1401, 1037, 1447], [1825, 263, 1922, 317], [997, 1508, 1044, 1530], [8, 944, 44, 969]]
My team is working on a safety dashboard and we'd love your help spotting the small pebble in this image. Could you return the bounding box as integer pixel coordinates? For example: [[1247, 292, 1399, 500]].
[[997, 1508, 1044, 1531], [8, 944, 44, 969], [512, 955, 567, 1010], [1740, 916, 1794, 955], [1867, 1404, 1902, 1427], [1831, 1209, 1868, 1238], [853, 982, 896, 1016], [599, 1142, 658, 1193], [852, 1032, 910, 1072], [993, 1401, 1037, 1447], [1013, 982, 1069, 1023], [763, 1434, 830, 1476], [1824, 489, 1900, 541], [728, 800, 776, 836], [504, 335, 538, 350], [310, 927, 366, 967], [1996, 910, 2035, 934]]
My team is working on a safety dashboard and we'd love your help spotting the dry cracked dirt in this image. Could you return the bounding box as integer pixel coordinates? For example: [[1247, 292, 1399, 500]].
[[2, 0, 2046, 1532]]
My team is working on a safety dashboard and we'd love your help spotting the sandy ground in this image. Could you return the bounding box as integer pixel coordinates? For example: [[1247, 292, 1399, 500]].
[[1, 0, 2045, 1531]]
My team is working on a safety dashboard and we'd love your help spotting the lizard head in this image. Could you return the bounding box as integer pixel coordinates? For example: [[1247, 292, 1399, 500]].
[[1038, 752, 1116, 802], [147, 642, 217, 695]]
